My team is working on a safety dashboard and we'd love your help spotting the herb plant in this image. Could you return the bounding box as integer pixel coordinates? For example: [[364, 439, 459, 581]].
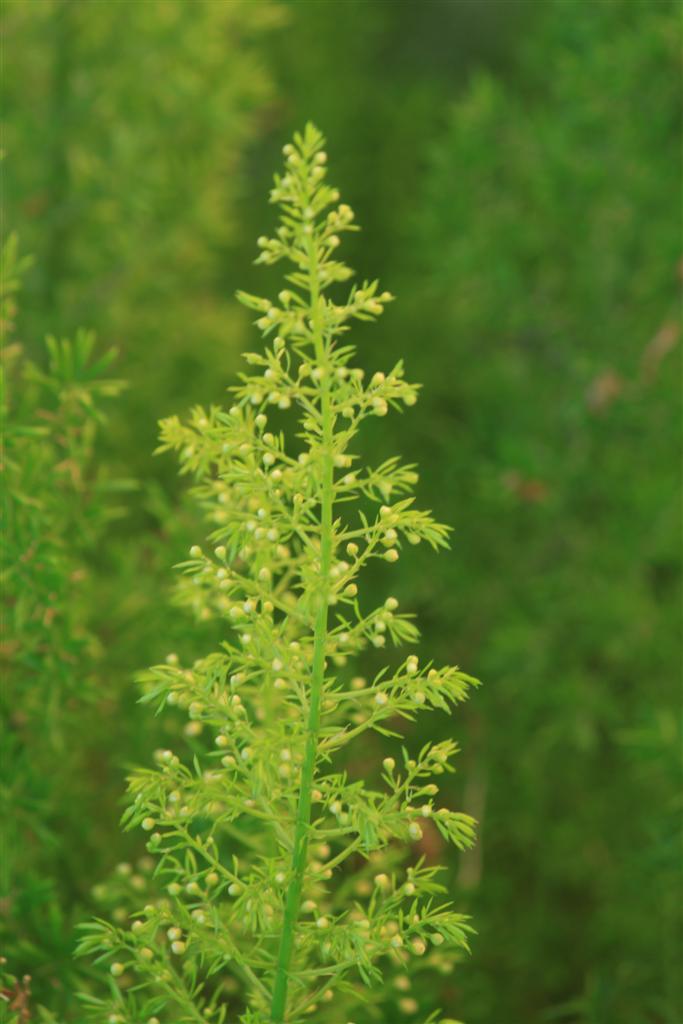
[[79, 124, 478, 1024], [1, 231, 126, 1013]]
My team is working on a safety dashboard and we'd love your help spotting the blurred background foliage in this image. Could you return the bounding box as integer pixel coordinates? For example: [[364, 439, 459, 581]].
[[1, 0, 680, 1021]]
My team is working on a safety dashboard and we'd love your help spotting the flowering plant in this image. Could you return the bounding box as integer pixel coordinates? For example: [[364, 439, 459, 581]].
[[78, 124, 479, 1024]]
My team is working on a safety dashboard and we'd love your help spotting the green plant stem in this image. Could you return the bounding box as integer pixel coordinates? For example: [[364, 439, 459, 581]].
[[270, 245, 333, 1023]]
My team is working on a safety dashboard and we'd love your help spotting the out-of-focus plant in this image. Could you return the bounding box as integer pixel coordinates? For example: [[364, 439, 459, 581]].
[[0, 233, 130, 1013], [1, 0, 284, 469], [395, 1, 680, 1020], [0, 1, 290, 820], [77, 125, 479, 1024]]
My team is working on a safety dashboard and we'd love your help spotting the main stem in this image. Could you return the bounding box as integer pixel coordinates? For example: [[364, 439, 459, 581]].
[[269, 243, 333, 1023]]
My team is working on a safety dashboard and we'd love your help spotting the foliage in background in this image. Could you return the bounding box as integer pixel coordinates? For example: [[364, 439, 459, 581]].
[[398, 1, 681, 1020], [1, 0, 283, 469], [0, 232, 127, 1012]]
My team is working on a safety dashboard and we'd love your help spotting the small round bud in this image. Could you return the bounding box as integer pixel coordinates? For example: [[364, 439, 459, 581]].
[[399, 997, 419, 1014], [171, 941, 186, 955], [374, 692, 388, 706], [110, 962, 125, 977], [189, 546, 202, 558], [384, 549, 399, 563], [141, 817, 155, 831]]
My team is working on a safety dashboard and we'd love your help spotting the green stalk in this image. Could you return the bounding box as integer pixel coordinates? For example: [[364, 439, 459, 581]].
[[270, 241, 334, 1023]]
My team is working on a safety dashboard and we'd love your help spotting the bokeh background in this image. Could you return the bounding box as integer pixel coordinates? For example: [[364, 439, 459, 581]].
[[2, 1, 681, 1021]]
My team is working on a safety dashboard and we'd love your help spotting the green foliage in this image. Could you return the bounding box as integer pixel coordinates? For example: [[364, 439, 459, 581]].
[[2, 0, 283, 469], [0, 234, 126, 1012], [1, 2, 679, 1020], [77, 126, 479, 1024], [404, 1, 681, 1020]]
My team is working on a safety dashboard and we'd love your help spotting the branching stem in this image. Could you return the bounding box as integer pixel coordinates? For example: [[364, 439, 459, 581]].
[[270, 239, 334, 1023]]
